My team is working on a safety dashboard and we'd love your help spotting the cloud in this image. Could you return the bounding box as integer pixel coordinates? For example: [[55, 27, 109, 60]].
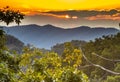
[[22, 10, 78, 19], [85, 13, 120, 20], [18, 9, 120, 28], [38, 9, 120, 21], [22, 9, 120, 21], [45, 9, 119, 17]]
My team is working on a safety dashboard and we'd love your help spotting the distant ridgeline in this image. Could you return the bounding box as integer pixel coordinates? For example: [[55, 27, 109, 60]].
[[2, 24, 120, 49]]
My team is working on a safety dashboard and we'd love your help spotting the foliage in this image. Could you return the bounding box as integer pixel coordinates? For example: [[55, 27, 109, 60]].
[[51, 33, 120, 81], [0, 6, 24, 82], [0, 43, 89, 82], [18, 46, 89, 82], [52, 40, 86, 55], [0, 6, 24, 49], [0, 49, 21, 82], [6, 35, 24, 53], [0, 29, 6, 49], [104, 75, 120, 82], [82, 33, 120, 80], [0, 6, 24, 25]]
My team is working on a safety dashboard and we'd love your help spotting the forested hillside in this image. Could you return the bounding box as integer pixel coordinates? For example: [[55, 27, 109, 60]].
[[5, 35, 49, 53], [6, 35, 24, 53], [1, 32, 120, 82], [82, 32, 120, 81], [51, 40, 86, 55], [51, 33, 120, 82]]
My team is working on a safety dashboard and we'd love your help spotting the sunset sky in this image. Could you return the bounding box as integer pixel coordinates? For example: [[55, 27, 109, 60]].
[[0, 0, 120, 28]]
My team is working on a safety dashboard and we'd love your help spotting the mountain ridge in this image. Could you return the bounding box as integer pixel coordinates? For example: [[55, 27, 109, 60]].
[[2, 24, 119, 49], [2, 24, 119, 30]]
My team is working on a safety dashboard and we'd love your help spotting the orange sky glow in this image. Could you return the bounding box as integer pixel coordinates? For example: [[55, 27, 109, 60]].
[[0, 0, 120, 15], [1, 0, 120, 28]]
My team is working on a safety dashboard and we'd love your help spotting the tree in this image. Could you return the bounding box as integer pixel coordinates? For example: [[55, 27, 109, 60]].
[[0, 6, 24, 49], [82, 33, 120, 81], [0, 6, 24, 82], [0, 29, 5, 49], [18, 46, 89, 82], [0, 6, 24, 25]]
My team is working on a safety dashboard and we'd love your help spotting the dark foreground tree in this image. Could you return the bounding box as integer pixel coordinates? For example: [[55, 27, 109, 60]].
[[0, 6, 24, 49], [0, 6, 24, 25]]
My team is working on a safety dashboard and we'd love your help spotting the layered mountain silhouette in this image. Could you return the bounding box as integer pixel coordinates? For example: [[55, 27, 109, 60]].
[[2, 24, 119, 49]]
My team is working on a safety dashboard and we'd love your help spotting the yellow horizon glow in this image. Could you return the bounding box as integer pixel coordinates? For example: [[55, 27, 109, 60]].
[[0, 0, 120, 14]]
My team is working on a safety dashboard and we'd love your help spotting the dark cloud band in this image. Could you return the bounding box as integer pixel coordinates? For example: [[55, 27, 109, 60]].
[[44, 9, 119, 17]]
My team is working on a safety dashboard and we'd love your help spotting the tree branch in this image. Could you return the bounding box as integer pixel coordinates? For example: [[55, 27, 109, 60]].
[[80, 48, 120, 75], [92, 53, 120, 62], [78, 65, 92, 69]]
